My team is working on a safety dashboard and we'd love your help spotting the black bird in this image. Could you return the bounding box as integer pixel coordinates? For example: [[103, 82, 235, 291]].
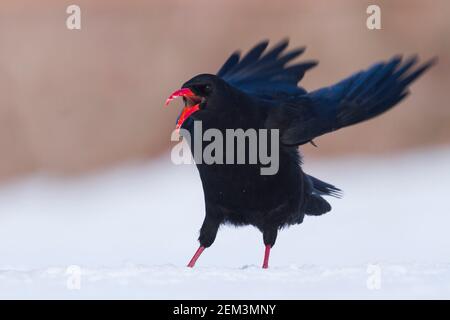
[[165, 40, 435, 268]]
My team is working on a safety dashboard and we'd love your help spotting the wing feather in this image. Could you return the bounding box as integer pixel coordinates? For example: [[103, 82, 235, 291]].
[[267, 56, 436, 145], [217, 39, 317, 99]]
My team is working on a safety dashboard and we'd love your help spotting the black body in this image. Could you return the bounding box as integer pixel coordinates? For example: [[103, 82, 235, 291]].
[[176, 40, 435, 255]]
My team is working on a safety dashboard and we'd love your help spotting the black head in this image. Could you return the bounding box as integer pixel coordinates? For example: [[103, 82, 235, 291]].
[[166, 74, 231, 129]]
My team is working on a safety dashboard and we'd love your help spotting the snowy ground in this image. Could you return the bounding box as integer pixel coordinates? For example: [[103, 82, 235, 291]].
[[0, 148, 449, 299]]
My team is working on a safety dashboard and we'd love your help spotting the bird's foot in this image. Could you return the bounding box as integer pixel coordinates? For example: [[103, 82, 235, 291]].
[[262, 244, 271, 269], [187, 246, 205, 268]]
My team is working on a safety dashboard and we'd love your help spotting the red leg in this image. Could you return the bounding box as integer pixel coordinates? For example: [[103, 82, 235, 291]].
[[262, 244, 271, 269], [187, 246, 205, 268]]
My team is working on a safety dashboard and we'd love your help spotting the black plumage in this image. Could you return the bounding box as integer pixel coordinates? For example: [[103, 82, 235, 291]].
[[166, 39, 435, 268]]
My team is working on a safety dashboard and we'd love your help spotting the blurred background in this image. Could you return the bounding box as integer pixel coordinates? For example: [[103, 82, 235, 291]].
[[0, 0, 448, 183]]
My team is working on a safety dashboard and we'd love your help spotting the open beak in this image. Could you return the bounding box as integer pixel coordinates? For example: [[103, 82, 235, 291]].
[[165, 88, 201, 130]]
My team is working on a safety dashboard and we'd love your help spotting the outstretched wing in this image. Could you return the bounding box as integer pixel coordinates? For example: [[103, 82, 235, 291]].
[[267, 55, 436, 146], [217, 39, 317, 100]]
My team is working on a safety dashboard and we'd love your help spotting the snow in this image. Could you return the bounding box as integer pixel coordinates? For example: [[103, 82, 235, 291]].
[[0, 148, 449, 299]]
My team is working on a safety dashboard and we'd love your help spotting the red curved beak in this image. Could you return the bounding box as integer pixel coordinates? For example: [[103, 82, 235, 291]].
[[165, 88, 201, 130]]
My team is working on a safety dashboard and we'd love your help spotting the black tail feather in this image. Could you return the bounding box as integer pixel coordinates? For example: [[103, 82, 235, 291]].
[[307, 175, 342, 198]]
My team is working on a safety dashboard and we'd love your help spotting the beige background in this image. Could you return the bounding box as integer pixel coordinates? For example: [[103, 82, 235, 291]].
[[0, 0, 448, 183]]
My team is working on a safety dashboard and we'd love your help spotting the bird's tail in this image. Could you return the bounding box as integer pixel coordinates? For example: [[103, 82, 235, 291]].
[[303, 175, 342, 216], [308, 174, 342, 198]]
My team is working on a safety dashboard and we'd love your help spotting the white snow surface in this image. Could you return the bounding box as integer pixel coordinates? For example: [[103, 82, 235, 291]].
[[0, 148, 449, 299]]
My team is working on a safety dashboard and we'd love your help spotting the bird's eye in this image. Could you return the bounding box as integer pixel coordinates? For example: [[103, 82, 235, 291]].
[[200, 84, 212, 95]]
